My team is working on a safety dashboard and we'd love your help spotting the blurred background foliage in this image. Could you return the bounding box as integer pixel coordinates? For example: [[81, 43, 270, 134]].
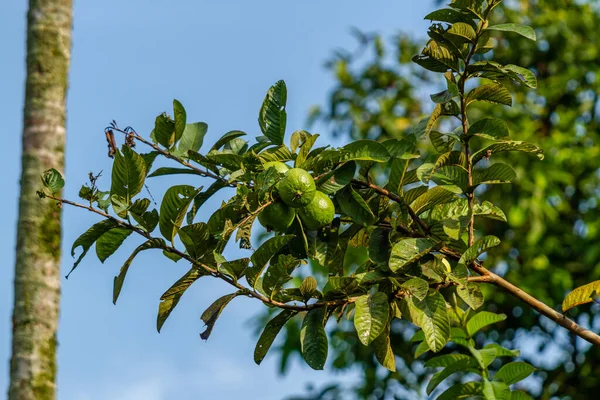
[[265, 0, 600, 398]]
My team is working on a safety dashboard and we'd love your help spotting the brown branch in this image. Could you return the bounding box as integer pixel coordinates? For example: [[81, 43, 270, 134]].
[[43, 193, 352, 312], [439, 246, 600, 347], [111, 127, 232, 186], [471, 263, 600, 347], [351, 179, 429, 234]]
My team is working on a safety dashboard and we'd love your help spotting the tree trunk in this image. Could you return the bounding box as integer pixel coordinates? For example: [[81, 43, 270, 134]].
[[10, 1, 72, 399]]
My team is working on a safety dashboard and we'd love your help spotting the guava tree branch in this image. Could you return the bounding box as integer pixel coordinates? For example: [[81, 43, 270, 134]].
[[109, 127, 232, 185], [439, 246, 600, 347], [347, 179, 600, 346], [42, 193, 354, 312], [350, 179, 429, 234]]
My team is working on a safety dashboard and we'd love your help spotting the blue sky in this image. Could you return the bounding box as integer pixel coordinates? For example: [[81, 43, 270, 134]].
[[2, 1, 434, 399]]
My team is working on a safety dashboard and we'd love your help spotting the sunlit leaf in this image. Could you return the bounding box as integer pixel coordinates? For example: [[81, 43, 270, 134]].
[[354, 292, 390, 346], [466, 311, 507, 337]]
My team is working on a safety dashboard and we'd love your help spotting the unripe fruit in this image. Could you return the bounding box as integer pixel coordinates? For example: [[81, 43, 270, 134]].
[[263, 161, 290, 174], [277, 168, 316, 208], [258, 201, 296, 232], [298, 191, 335, 230]]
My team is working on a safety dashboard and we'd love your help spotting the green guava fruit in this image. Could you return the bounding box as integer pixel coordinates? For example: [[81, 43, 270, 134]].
[[263, 161, 290, 174], [258, 200, 296, 232], [298, 191, 335, 230], [277, 168, 316, 208]]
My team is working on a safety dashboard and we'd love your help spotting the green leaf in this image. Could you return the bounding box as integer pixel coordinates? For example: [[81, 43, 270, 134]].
[[219, 258, 249, 282], [354, 292, 390, 346], [336, 186, 376, 226], [402, 277, 429, 301], [259, 145, 294, 163], [110, 146, 147, 212], [468, 118, 509, 140], [495, 362, 536, 385], [157, 267, 207, 332], [301, 308, 328, 370], [413, 40, 459, 72], [41, 168, 64, 194], [447, 22, 476, 41], [246, 235, 294, 288], [503, 64, 537, 88], [187, 180, 227, 224], [373, 323, 396, 372], [368, 228, 391, 265], [174, 122, 207, 157], [95, 228, 132, 263], [263, 254, 299, 298], [511, 391, 534, 400], [389, 238, 437, 272], [424, 8, 473, 24], [472, 141, 544, 164], [466, 83, 512, 107], [475, 200, 507, 222], [483, 380, 511, 400], [425, 353, 473, 368], [459, 235, 501, 265], [473, 163, 516, 186], [457, 282, 484, 310], [317, 161, 356, 195], [562, 280, 600, 312], [484, 343, 520, 358], [466, 311, 507, 337], [211, 130, 247, 151], [432, 166, 469, 192], [342, 140, 390, 162], [290, 130, 312, 153], [206, 150, 243, 171], [200, 292, 240, 340], [132, 209, 159, 233], [430, 90, 455, 104], [178, 222, 212, 260], [324, 276, 359, 295], [173, 99, 186, 143], [159, 185, 199, 243], [438, 382, 482, 400], [113, 238, 165, 304], [152, 112, 175, 147], [414, 339, 430, 358], [259, 80, 287, 145], [430, 131, 457, 153], [412, 291, 450, 352], [254, 309, 297, 365], [295, 134, 319, 168], [148, 167, 205, 178], [68, 220, 119, 278], [411, 186, 458, 216], [426, 357, 478, 395], [486, 23, 536, 41], [426, 104, 443, 136]]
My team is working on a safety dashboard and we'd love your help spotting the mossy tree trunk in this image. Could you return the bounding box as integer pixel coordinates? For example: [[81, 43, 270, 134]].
[[10, 1, 72, 399]]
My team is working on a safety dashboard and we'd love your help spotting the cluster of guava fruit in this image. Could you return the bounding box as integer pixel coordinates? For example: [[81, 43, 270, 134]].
[[257, 162, 335, 233]]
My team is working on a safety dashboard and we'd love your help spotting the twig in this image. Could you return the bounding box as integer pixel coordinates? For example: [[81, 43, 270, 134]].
[[351, 179, 429, 234], [44, 193, 352, 312], [110, 127, 232, 186], [439, 246, 600, 347]]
